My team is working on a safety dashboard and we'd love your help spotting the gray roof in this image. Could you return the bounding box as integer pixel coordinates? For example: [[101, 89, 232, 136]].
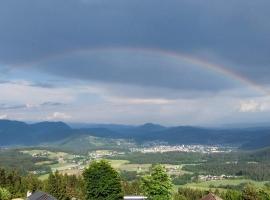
[[27, 191, 57, 200]]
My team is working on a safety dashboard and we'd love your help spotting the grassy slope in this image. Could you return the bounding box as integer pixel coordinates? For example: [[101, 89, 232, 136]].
[[181, 179, 267, 191]]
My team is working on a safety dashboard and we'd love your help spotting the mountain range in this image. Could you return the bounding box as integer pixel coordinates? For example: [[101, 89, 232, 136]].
[[0, 120, 270, 149]]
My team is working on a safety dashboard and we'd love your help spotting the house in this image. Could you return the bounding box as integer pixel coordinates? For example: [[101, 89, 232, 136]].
[[26, 191, 57, 200], [124, 196, 148, 200], [200, 193, 223, 200]]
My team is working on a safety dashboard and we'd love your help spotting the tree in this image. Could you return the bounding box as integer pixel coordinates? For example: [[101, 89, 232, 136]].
[[45, 171, 68, 200], [242, 184, 258, 200], [0, 187, 11, 200], [122, 180, 142, 196], [141, 165, 173, 200], [64, 174, 85, 200], [173, 193, 187, 200], [23, 174, 42, 192], [222, 190, 242, 200], [258, 189, 270, 200], [0, 169, 6, 186], [177, 187, 206, 200], [83, 160, 123, 200]]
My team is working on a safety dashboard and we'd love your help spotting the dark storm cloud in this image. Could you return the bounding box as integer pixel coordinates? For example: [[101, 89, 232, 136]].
[[0, 0, 269, 86], [30, 50, 240, 92]]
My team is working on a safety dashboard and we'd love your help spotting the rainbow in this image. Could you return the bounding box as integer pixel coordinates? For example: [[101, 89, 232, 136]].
[[14, 47, 268, 95]]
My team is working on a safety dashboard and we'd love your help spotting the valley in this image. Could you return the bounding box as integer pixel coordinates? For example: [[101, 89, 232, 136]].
[[1, 120, 270, 198], [2, 142, 268, 193]]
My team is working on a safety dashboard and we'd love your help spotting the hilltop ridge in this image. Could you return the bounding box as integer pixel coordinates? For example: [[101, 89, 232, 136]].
[[0, 119, 270, 149]]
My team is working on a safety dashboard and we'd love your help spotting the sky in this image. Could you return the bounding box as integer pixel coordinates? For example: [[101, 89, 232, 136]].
[[0, 0, 270, 125]]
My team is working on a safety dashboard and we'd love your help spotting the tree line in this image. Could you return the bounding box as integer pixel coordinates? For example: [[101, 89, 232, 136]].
[[1, 160, 270, 200], [183, 162, 270, 181], [0, 160, 172, 200], [112, 150, 270, 181], [0, 149, 52, 175], [175, 183, 270, 200]]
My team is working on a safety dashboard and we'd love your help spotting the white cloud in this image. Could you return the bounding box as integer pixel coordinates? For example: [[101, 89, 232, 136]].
[[239, 100, 265, 112], [1, 75, 270, 125], [0, 114, 8, 119], [47, 112, 72, 120], [108, 97, 174, 105]]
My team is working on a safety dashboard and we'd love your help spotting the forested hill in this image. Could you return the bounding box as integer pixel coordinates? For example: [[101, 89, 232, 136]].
[[0, 120, 270, 149], [0, 120, 72, 145]]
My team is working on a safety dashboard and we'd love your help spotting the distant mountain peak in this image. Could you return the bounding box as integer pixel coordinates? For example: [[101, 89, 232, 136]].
[[141, 122, 161, 126], [32, 121, 71, 129], [140, 123, 164, 127]]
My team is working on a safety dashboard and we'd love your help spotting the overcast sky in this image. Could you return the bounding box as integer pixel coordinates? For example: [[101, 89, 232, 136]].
[[0, 0, 270, 125]]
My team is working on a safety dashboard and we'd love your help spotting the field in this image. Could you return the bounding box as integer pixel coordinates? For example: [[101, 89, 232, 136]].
[[21, 148, 194, 180], [18, 147, 270, 194], [180, 179, 267, 191], [108, 159, 192, 176], [21, 149, 87, 178], [21, 149, 75, 160], [109, 160, 151, 172], [110, 159, 269, 193]]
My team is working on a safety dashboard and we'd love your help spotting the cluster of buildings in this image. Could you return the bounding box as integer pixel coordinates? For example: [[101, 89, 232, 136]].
[[198, 174, 237, 181], [30, 151, 50, 157], [130, 145, 229, 154], [88, 150, 125, 159]]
